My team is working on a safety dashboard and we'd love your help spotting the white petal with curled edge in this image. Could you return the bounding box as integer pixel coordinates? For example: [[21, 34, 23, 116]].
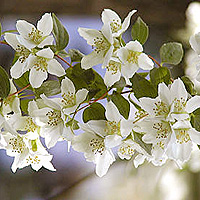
[[189, 33, 200, 55], [17, 35, 36, 49], [134, 154, 146, 168], [106, 101, 121, 122], [4, 33, 20, 50], [101, 23, 113, 44], [186, 96, 200, 113], [103, 45, 114, 67], [10, 58, 26, 79], [158, 82, 171, 105], [121, 119, 135, 137], [126, 40, 143, 52], [117, 47, 129, 63], [139, 97, 158, 116], [37, 35, 54, 48], [61, 77, 75, 95], [47, 59, 65, 76], [104, 69, 121, 87], [29, 67, 47, 88], [95, 149, 115, 177], [76, 88, 88, 105], [101, 9, 121, 27], [87, 120, 107, 137], [40, 94, 61, 111], [189, 128, 200, 144], [105, 135, 122, 148], [42, 157, 56, 171], [36, 47, 54, 59], [78, 28, 103, 46], [81, 51, 104, 69], [16, 20, 36, 39], [170, 78, 188, 102], [138, 53, 154, 70], [63, 105, 77, 115], [37, 13, 53, 36]]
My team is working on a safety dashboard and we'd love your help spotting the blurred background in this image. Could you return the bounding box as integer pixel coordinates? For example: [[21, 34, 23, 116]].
[[1, 0, 200, 199]]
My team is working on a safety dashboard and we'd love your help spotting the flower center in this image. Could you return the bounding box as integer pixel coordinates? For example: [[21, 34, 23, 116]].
[[46, 110, 62, 127], [153, 101, 169, 116], [33, 57, 48, 72], [28, 28, 43, 44], [61, 92, 76, 108], [9, 136, 26, 154], [127, 51, 141, 64], [89, 138, 105, 155], [16, 45, 30, 63], [26, 155, 41, 164], [105, 120, 120, 135], [106, 60, 121, 74], [25, 117, 38, 132], [110, 19, 121, 33], [173, 97, 186, 113], [93, 36, 110, 54], [153, 122, 171, 140], [175, 129, 190, 144], [119, 143, 135, 158]]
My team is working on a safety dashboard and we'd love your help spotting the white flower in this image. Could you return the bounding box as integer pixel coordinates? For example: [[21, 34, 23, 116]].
[[1, 80, 21, 115], [1, 131, 56, 172], [189, 32, 200, 55], [101, 9, 137, 37], [4, 33, 31, 79], [72, 122, 115, 177], [78, 23, 114, 69], [27, 47, 65, 88], [16, 13, 54, 49], [32, 94, 71, 148], [60, 77, 88, 115], [117, 41, 154, 79]]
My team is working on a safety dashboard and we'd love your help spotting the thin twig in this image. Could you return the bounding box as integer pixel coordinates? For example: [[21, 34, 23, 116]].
[[55, 54, 73, 68], [8, 84, 31, 97], [148, 55, 162, 68]]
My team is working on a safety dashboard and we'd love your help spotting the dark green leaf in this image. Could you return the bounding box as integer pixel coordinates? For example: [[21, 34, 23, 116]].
[[112, 76, 126, 92], [52, 13, 69, 51], [110, 91, 130, 119], [83, 102, 106, 123], [34, 80, 61, 98], [131, 17, 149, 45], [150, 67, 171, 88], [138, 72, 149, 78], [128, 93, 143, 111], [130, 73, 157, 99], [20, 98, 32, 114], [191, 108, 200, 132], [133, 131, 152, 155], [14, 71, 31, 89], [0, 66, 10, 99], [68, 49, 84, 63], [160, 42, 184, 65], [181, 76, 196, 96]]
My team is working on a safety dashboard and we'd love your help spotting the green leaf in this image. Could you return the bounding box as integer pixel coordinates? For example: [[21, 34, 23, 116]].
[[128, 93, 143, 111], [110, 91, 130, 119], [83, 102, 106, 123], [65, 63, 107, 100], [57, 49, 69, 58], [131, 17, 149, 45], [65, 119, 79, 130], [34, 80, 61, 98], [181, 76, 196, 96], [20, 98, 32, 114], [160, 42, 184, 65], [138, 72, 149, 78], [0, 66, 10, 99], [52, 13, 69, 51], [68, 49, 84, 63], [133, 131, 152, 155], [150, 67, 171, 88], [14, 71, 31, 89], [130, 73, 157, 99], [191, 108, 200, 132]]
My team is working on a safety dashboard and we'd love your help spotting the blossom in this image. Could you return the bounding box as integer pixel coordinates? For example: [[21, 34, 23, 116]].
[[101, 9, 137, 37], [4, 33, 31, 79], [72, 122, 115, 177], [117, 40, 154, 79], [78, 23, 114, 69], [189, 32, 200, 55], [16, 13, 54, 49], [27, 47, 65, 88], [32, 94, 71, 148], [60, 77, 88, 115]]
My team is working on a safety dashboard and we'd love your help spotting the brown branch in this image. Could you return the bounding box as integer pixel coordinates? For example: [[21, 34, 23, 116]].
[[55, 54, 73, 68], [148, 55, 162, 68], [8, 84, 31, 97]]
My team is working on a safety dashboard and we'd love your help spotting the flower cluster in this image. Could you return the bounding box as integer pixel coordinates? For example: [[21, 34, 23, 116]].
[[0, 9, 200, 177]]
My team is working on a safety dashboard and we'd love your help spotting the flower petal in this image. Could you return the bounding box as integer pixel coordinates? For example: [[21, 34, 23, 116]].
[[87, 120, 107, 137], [37, 13, 53, 36], [10, 59, 26, 79], [101, 9, 121, 27], [40, 94, 61, 111], [106, 101, 121, 122], [47, 59, 66, 76], [138, 53, 154, 70], [104, 68, 121, 87], [121, 62, 139, 79], [29, 67, 47, 88], [126, 41, 143, 52], [105, 134, 122, 148], [158, 82, 171, 105], [16, 35, 36, 49], [76, 88, 88, 105], [186, 95, 200, 113], [36, 47, 54, 58], [4, 33, 20, 50], [189, 33, 200, 55], [189, 128, 200, 144], [37, 35, 54, 48], [61, 77, 75, 95]]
